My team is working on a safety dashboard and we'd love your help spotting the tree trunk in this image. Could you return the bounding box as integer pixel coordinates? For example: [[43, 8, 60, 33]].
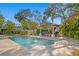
[[39, 24, 42, 36], [51, 17, 55, 37]]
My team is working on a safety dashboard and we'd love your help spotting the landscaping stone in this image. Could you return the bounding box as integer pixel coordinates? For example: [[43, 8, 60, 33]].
[[53, 40, 69, 48], [52, 47, 73, 56]]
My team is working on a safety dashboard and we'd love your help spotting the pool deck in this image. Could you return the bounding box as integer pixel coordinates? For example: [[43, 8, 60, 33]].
[[0, 36, 79, 56]]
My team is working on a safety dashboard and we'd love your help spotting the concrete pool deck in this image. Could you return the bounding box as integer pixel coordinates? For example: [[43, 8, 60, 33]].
[[0, 36, 79, 56]]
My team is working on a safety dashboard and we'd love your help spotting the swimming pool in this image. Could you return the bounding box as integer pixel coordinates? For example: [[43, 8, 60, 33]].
[[10, 36, 54, 46]]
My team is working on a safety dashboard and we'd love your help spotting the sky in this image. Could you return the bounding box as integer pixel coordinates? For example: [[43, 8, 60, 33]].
[[0, 3, 61, 25]]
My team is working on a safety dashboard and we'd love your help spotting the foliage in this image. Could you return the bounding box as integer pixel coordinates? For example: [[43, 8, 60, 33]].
[[33, 10, 43, 24], [36, 28, 52, 35], [64, 4, 79, 18], [5, 21, 15, 34], [20, 30, 28, 35], [28, 21, 37, 30], [64, 4, 79, 11], [40, 22, 51, 29], [72, 49, 79, 56], [14, 9, 32, 22], [20, 20, 37, 30], [44, 4, 67, 23], [44, 4, 68, 35], [1, 3, 79, 37], [40, 22, 47, 28], [59, 11, 79, 39], [0, 15, 4, 33], [20, 20, 29, 30]]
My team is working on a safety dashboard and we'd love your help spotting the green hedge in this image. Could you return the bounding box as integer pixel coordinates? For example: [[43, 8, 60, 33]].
[[36, 28, 52, 35]]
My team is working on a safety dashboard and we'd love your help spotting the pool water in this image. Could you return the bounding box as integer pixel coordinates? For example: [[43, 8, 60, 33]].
[[10, 36, 54, 46]]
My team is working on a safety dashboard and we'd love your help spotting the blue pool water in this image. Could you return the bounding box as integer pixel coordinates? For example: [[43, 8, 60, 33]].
[[10, 36, 54, 46]]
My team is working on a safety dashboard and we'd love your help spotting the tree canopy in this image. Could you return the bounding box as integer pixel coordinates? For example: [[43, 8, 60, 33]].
[[14, 9, 32, 22]]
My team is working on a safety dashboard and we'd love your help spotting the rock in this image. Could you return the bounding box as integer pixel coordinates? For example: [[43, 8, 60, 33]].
[[51, 34, 55, 37], [59, 37, 64, 40], [41, 52, 50, 56], [52, 47, 73, 56], [32, 45, 46, 50], [53, 40, 69, 48]]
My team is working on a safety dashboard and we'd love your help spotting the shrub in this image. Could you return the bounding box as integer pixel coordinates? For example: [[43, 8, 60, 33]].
[[59, 12, 79, 39], [36, 28, 52, 35], [72, 49, 79, 56]]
